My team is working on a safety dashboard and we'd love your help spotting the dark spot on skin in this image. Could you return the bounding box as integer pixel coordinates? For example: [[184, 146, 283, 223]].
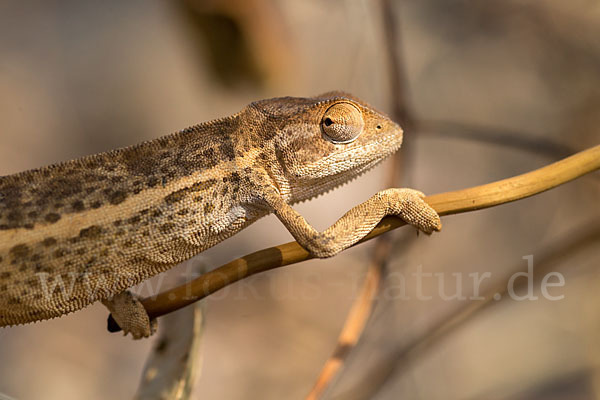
[[194, 196, 203, 202], [139, 208, 149, 215], [76, 248, 86, 256], [192, 179, 217, 191], [160, 223, 176, 233], [25, 278, 37, 287], [34, 293, 43, 300], [151, 209, 163, 218], [147, 177, 159, 188], [35, 198, 47, 207], [219, 142, 235, 160], [72, 200, 85, 212], [42, 237, 57, 247], [54, 202, 63, 209], [86, 187, 97, 194], [230, 172, 241, 183], [165, 189, 188, 205], [10, 244, 30, 259], [79, 225, 102, 239], [100, 249, 109, 257], [45, 213, 61, 223], [113, 219, 122, 227], [19, 264, 27, 272], [177, 208, 189, 215], [127, 215, 141, 225], [7, 210, 23, 222], [0, 284, 7, 291], [202, 148, 215, 160], [133, 187, 142, 194], [121, 145, 158, 177], [204, 203, 215, 214], [24, 224, 34, 230], [0, 272, 11, 279], [53, 249, 66, 258], [0, 256, 3, 263], [91, 201, 102, 209], [109, 190, 127, 205]]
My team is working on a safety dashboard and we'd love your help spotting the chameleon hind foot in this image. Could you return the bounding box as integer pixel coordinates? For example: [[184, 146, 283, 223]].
[[102, 290, 157, 339]]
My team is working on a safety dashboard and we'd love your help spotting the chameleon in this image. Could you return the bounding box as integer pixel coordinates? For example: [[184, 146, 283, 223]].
[[0, 91, 441, 339]]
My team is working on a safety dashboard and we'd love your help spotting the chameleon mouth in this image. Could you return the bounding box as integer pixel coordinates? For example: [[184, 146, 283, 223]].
[[290, 149, 396, 205]]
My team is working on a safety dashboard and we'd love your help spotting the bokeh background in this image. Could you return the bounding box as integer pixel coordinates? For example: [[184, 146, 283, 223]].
[[0, 1, 599, 399]]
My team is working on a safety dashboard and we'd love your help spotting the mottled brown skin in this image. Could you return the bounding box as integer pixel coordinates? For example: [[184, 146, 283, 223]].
[[0, 92, 441, 337]]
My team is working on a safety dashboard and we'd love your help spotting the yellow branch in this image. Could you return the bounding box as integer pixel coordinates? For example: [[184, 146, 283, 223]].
[[138, 145, 600, 320]]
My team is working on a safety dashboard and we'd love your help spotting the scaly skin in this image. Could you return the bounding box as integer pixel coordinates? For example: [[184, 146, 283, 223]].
[[0, 92, 441, 337]]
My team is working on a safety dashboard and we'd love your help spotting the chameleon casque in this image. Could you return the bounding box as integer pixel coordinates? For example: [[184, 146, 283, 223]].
[[0, 92, 441, 338]]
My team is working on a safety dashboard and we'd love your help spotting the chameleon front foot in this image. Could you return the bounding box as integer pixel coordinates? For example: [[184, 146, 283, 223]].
[[102, 291, 157, 339], [385, 188, 442, 234]]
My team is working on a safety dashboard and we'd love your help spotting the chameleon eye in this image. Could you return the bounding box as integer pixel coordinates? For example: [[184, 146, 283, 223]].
[[321, 102, 364, 144]]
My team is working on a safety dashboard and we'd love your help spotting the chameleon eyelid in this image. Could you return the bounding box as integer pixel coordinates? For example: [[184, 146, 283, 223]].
[[320, 102, 364, 144]]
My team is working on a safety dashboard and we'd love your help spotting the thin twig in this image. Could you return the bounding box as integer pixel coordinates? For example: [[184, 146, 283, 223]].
[[134, 145, 600, 320], [305, 1, 417, 397]]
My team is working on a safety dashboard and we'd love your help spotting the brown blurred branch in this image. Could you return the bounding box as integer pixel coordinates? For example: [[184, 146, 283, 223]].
[[305, 248, 386, 400], [133, 145, 600, 321], [306, 1, 417, 397], [420, 119, 576, 159], [333, 222, 600, 400]]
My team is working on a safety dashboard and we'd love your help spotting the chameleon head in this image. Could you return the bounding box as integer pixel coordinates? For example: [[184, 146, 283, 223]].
[[260, 92, 403, 202]]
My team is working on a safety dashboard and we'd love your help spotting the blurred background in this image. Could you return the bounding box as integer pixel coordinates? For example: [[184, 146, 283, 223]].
[[0, 0, 599, 399]]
